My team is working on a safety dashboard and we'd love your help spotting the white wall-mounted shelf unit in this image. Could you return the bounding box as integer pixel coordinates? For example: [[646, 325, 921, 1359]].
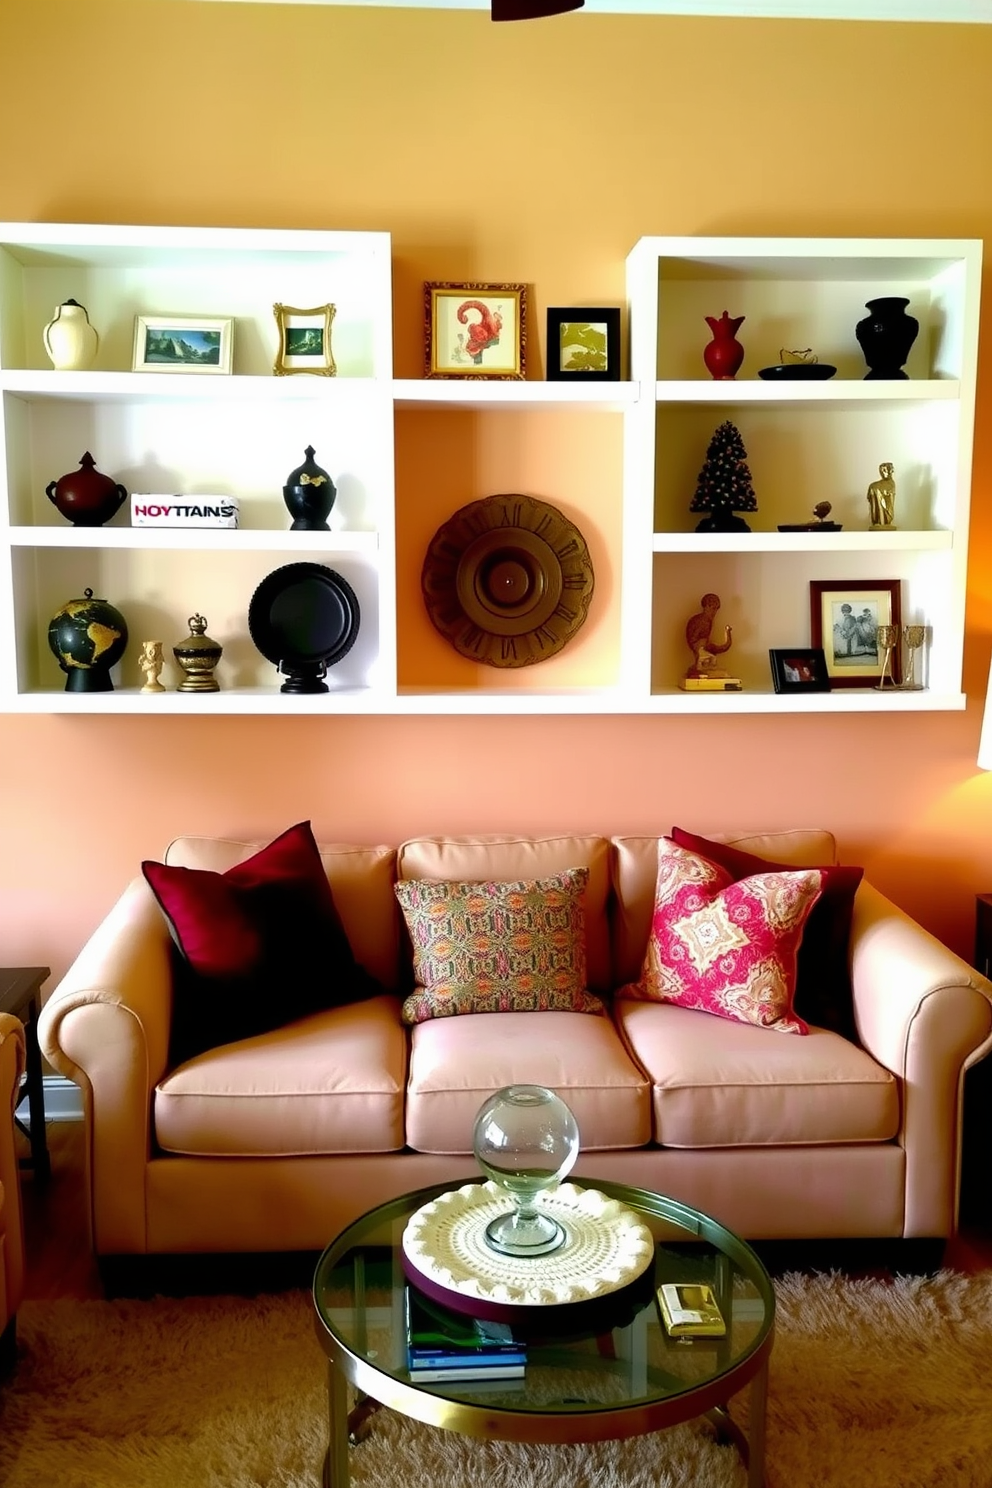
[[0, 225, 981, 713], [622, 234, 982, 709]]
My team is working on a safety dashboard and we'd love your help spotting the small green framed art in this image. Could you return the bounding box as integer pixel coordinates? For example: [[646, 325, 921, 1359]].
[[546, 308, 621, 381]]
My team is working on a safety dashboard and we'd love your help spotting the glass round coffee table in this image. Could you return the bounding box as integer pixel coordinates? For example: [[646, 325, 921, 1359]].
[[312, 1178, 774, 1487]]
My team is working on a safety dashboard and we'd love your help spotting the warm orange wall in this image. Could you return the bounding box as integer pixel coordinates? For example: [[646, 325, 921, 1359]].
[[2, 0, 992, 983]]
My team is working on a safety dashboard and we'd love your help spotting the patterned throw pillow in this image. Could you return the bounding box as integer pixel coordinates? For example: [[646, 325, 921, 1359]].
[[670, 826, 863, 1038], [620, 839, 823, 1034], [395, 868, 604, 1024]]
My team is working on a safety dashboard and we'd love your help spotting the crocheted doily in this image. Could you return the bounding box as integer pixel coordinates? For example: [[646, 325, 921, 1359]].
[[401, 1181, 655, 1307]]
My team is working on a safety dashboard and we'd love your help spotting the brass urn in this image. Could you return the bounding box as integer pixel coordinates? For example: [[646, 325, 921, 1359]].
[[173, 614, 222, 692]]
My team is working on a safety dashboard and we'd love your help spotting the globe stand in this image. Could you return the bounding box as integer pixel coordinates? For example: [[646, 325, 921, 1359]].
[[483, 1202, 567, 1258]]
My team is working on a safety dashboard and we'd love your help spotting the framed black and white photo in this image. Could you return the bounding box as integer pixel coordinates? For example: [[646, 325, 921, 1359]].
[[546, 307, 621, 381], [273, 303, 336, 376], [769, 647, 831, 694], [810, 579, 902, 687], [132, 316, 233, 374]]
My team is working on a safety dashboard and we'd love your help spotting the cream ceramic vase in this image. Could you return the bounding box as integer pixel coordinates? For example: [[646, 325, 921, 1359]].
[[43, 299, 99, 371]]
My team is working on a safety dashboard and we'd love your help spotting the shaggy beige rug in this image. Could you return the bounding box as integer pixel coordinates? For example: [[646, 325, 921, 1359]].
[[1, 1270, 991, 1487]]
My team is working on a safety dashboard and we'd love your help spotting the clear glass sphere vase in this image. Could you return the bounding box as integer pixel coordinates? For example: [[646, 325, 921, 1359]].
[[472, 1084, 580, 1257]]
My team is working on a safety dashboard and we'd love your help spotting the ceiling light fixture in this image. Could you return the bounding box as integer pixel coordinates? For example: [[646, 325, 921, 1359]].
[[492, 0, 583, 19]]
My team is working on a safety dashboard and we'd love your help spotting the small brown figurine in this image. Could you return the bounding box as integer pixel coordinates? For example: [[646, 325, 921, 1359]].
[[139, 639, 166, 693], [685, 593, 734, 679]]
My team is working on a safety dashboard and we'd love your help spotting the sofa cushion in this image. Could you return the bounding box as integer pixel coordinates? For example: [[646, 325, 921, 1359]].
[[154, 995, 407, 1157], [614, 999, 899, 1148], [164, 832, 400, 992], [395, 869, 605, 1024], [404, 1010, 651, 1154], [620, 838, 823, 1034], [610, 829, 838, 988], [145, 821, 383, 1064], [671, 826, 863, 1038], [398, 835, 613, 994]]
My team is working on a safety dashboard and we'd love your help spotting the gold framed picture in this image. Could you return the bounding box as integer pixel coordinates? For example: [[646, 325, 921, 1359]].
[[273, 303, 336, 376], [425, 282, 526, 379]]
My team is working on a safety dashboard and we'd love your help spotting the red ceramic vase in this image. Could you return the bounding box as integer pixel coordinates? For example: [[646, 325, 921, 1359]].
[[703, 312, 745, 380], [46, 451, 127, 527]]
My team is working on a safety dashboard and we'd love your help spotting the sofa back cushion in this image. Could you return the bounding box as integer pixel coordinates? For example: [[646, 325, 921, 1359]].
[[397, 834, 613, 994], [165, 834, 401, 991], [610, 830, 839, 988]]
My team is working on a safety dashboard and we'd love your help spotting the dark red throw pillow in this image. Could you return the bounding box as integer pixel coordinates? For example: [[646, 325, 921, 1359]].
[[670, 827, 864, 1039], [143, 820, 381, 1064]]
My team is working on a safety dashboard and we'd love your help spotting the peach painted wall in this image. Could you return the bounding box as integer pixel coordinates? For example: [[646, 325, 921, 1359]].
[[2, 0, 992, 988]]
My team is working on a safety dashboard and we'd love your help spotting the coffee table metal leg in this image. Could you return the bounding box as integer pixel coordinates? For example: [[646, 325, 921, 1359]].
[[704, 1355, 768, 1488], [324, 1359, 351, 1488], [747, 1353, 769, 1488]]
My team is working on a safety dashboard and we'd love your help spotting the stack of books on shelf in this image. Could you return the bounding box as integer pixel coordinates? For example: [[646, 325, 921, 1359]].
[[405, 1287, 527, 1382]]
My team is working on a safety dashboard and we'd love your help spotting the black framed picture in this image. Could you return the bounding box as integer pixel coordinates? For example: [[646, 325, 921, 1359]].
[[546, 308, 621, 381], [769, 647, 831, 694]]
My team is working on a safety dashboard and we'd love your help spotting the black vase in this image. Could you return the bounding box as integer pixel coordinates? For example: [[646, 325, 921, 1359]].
[[855, 297, 919, 380], [282, 445, 336, 531]]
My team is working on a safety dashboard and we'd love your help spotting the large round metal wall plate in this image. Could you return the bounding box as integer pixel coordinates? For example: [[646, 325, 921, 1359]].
[[248, 562, 360, 670], [421, 493, 595, 667]]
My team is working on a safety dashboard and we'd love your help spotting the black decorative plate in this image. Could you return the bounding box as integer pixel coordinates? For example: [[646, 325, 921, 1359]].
[[758, 363, 837, 381], [422, 493, 595, 668], [248, 562, 360, 693]]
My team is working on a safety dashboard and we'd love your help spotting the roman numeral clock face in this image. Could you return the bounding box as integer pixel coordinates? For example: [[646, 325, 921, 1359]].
[[421, 494, 595, 668]]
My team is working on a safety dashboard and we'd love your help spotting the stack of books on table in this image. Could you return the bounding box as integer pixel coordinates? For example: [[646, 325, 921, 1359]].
[[405, 1287, 527, 1382]]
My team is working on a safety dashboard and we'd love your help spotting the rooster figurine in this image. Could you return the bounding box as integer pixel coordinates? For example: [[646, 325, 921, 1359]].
[[685, 593, 734, 679]]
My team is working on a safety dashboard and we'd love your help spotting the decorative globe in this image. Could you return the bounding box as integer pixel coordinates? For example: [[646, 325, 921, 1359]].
[[47, 587, 128, 692], [472, 1084, 580, 1257]]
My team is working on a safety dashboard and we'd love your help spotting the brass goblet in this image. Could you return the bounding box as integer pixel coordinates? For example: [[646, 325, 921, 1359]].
[[875, 624, 900, 689], [901, 624, 926, 690]]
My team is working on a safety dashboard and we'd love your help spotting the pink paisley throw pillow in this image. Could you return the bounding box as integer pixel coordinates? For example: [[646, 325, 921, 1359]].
[[620, 838, 823, 1034]]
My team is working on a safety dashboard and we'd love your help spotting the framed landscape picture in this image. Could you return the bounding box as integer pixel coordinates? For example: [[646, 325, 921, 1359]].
[[810, 579, 902, 687], [546, 307, 621, 381], [273, 303, 337, 376], [132, 316, 233, 374], [425, 282, 526, 379]]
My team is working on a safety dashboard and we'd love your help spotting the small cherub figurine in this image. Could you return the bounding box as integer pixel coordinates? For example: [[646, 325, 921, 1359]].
[[867, 462, 896, 529], [685, 593, 734, 679], [139, 639, 166, 693]]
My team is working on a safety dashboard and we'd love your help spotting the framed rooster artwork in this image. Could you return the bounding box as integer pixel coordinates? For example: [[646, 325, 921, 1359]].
[[425, 282, 527, 378]]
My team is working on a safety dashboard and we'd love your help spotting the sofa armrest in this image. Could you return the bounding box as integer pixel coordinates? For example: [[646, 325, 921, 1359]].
[[850, 882, 992, 1237], [37, 877, 173, 1255], [0, 1013, 26, 1329]]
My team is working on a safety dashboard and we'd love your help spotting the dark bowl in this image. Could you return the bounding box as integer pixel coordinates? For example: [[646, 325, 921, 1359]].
[[758, 363, 837, 381]]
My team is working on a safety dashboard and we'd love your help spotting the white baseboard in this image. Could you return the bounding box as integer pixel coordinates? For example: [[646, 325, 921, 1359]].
[[16, 1075, 84, 1124]]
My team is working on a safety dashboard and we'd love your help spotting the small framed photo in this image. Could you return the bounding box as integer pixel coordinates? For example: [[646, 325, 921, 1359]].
[[810, 579, 902, 687], [769, 647, 831, 694], [546, 308, 621, 381], [132, 316, 233, 374], [425, 282, 526, 379], [273, 303, 336, 376]]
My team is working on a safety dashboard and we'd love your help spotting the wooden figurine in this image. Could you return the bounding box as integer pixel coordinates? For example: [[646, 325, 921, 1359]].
[[681, 593, 742, 691]]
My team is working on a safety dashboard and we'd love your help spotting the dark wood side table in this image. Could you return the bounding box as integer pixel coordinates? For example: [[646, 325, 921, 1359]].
[[975, 895, 992, 978], [0, 966, 51, 1181]]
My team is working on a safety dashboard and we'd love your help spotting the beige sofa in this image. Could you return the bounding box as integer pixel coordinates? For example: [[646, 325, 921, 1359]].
[[0, 1012, 26, 1366], [37, 829, 992, 1264]]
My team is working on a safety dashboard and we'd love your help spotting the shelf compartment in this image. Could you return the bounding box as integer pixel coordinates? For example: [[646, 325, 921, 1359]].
[[8, 545, 384, 698], [654, 399, 963, 536], [627, 235, 980, 385], [0, 223, 393, 379], [650, 548, 959, 700], [1, 387, 392, 532]]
